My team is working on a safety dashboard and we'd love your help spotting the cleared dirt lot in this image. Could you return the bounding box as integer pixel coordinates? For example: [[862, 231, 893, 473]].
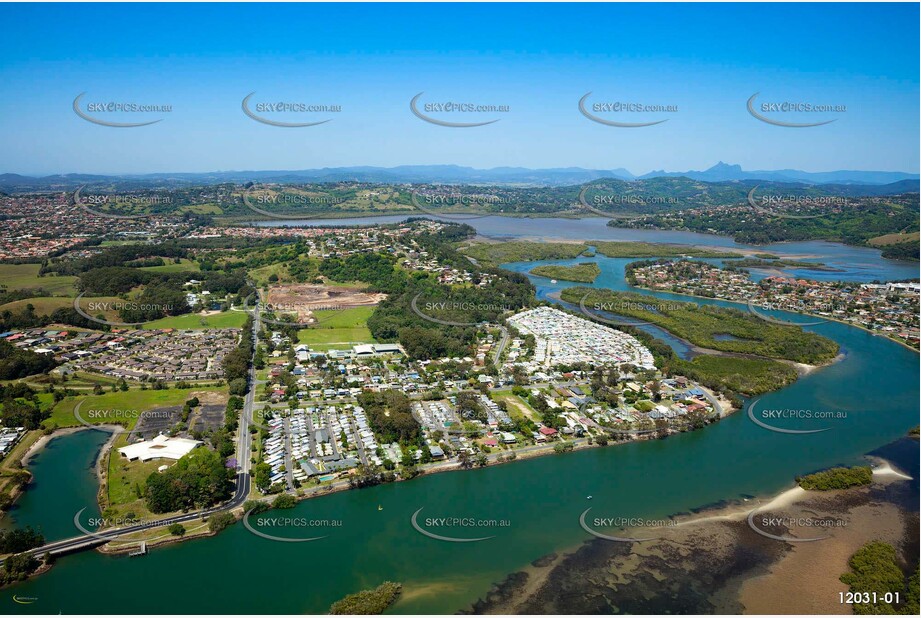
[[265, 284, 386, 323]]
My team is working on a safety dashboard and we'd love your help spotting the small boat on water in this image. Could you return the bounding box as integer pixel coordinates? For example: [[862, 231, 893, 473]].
[[586, 495, 593, 500], [378, 505, 383, 511], [550, 279, 558, 284]]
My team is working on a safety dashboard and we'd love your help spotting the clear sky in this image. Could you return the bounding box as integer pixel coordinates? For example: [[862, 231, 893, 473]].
[[1, 2, 918, 175]]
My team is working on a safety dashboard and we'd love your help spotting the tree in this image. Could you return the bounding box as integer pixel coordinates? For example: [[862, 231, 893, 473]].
[[144, 448, 234, 513], [253, 462, 273, 492], [272, 494, 297, 509], [208, 511, 236, 534], [168, 523, 186, 536]]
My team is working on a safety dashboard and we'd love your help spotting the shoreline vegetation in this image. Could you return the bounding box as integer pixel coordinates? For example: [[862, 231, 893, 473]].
[[559, 287, 840, 365], [2, 378, 739, 572], [529, 262, 600, 283], [462, 457, 919, 615], [626, 276, 921, 355], [459, 239, 744, 267], [797, 465, 874, 491], [329, 581, 403, 614]]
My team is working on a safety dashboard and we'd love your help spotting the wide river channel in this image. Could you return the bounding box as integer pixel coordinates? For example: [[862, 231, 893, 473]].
[[4, 218, 918, 614]]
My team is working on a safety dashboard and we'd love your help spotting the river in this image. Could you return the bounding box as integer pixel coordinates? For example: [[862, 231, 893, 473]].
[[4, 227, 918, 615]]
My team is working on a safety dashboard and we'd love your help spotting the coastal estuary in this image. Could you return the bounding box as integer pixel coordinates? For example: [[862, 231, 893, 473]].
[[4, 220, 918, 615]]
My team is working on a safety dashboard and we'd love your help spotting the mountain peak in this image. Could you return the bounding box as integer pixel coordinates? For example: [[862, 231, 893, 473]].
[[707, 161, 742, 172]]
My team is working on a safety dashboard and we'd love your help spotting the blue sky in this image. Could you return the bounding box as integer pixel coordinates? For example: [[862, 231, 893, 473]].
[[0, 2, 917, 175]]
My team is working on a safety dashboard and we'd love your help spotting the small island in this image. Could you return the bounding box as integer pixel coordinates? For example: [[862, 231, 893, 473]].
[[797, 466, 873, 490], [329, 581, 403, 614], [530, 262, 601, 283]]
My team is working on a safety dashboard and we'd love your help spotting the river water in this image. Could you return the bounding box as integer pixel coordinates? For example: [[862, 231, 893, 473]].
[[4, 223, 918, 615]]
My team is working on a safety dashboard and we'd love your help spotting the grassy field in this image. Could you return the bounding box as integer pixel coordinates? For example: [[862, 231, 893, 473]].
[[45, 387, 223, 430], [0, 295, 124, 321], [297, 306, 376, 346], [179, 203, 223, 215], [592, 241, 740, 259], [491, 391, 538, 422], [138, 258, 200, 273], [530, 262, 601, 283], [143, 310, 248, 330], [0, 263, 78, 295], [298, 327, 375, 346], [460, 240, 740, 266], [868, 231, 920, 246], [250, 263, 291, 287], [105, 442, 165, 515], [461, 241, 587, 265]]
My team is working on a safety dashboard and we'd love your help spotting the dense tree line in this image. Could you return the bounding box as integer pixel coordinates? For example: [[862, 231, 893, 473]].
[[319, 252, 407, 294], [144, 448, 234, 513], [357, 391, 420, 444], [839, 541, 919, 614], [0, 526, 44, 554], [368, 274, 533, 360], [880, 241, 919, 261], [561, 287, 839, 365], [797, 466, 873, 490], [223, 316, 254, 395], [41, 243, 189, 276], [0, 340, 59, 382]]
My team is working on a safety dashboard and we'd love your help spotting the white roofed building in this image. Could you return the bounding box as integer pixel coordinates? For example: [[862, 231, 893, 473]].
[[118, 434, 204, 462]]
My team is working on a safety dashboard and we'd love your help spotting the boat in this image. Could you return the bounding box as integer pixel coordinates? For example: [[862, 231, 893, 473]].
[[378, 504, 383, 511], [550, 279, 558, 284], [586, 495, 592, 500]]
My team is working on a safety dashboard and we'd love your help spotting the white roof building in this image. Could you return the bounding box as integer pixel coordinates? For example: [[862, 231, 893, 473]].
[[118, 434, 204, 462]]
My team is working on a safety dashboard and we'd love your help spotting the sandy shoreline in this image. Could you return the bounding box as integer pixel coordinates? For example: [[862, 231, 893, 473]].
[[463, 455, 917, 615]]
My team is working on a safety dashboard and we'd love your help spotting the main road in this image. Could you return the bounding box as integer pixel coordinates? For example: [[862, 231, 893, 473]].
[[1, 303, 263, 565]]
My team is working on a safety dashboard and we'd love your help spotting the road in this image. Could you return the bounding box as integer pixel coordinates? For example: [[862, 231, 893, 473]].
[[492, 325, 510, 369], [349, 419, 369, 466], [235, 300, 261, 475], [0, 472, 251, 565], [2, 302, 264, 566]]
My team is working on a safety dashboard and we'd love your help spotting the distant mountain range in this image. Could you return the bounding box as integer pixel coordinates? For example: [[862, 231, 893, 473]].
[[635, 161, 919, 185], [0, 162, 917, 192]]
